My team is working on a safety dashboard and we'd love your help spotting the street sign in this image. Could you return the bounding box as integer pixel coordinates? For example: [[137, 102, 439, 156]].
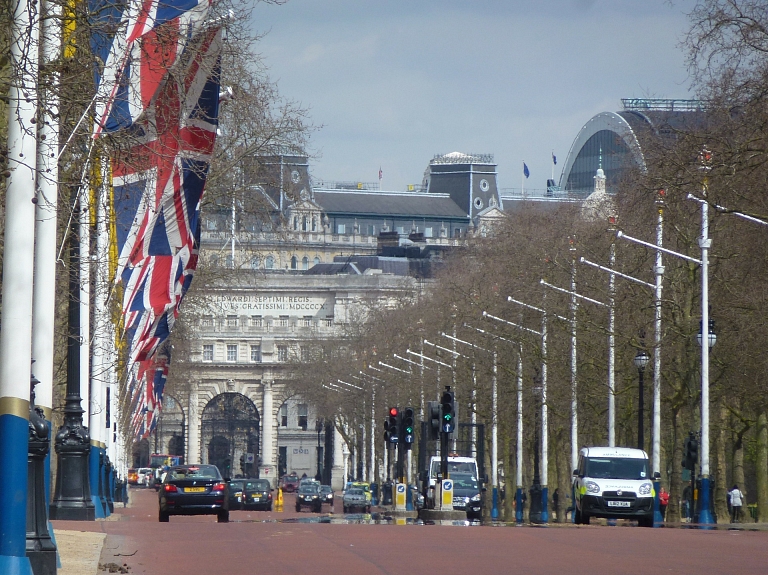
[[395, 483, 407, 510], [245, 453, 255, 463], [441, 479, 454, 510]]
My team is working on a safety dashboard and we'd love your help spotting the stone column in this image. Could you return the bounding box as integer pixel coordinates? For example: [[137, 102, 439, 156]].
[[260, 381, 276, 486], [187, 386, 200, 465], [331, 423, 345, 490]]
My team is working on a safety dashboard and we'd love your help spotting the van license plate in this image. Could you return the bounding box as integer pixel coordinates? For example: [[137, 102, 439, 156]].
[[607, 501, 631, 507]]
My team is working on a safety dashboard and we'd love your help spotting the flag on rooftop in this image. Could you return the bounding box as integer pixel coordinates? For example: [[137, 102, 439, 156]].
[[523, 162, 530, 178], [552, 153, 557, 166]]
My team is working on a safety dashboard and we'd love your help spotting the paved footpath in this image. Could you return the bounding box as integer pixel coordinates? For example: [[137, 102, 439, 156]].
[[52, 488, 768, 575]]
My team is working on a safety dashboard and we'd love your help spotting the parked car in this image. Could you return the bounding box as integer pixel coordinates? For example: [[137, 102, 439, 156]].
[[228, 480, 245, 510], [295, 483, 322, 513], [158, 464, 229, 523], [342, 488, 370, 514], [280, 474, 299, 493], [127, 468, 139, 485], [243, 479, 273, 511], [319, 485, 334, 510]]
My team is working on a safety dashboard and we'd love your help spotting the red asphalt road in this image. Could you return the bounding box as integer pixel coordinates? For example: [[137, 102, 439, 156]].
[[53, 487, 768, 575]]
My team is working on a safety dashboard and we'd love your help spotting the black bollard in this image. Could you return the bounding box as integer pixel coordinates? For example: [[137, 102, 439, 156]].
[[26, 373, 57, 575], [106, 459, 114, 513], [529, 484, 543, 524]]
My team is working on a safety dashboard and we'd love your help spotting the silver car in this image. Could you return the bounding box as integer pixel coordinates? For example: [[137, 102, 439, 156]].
[[342, 488, 370, 513]]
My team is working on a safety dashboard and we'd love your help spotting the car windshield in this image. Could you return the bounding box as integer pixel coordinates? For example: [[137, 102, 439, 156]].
[[284, 476, 298, 484], [431, 461, 477, 476], [229, 481, 244, 490], [245, 480, 270, 490], [352, 483, 369, 492], [585, 457, 649, 480], [319, 486, 332, 494], [346, 489, 364, 496], [168, 466, 220, 480], [452, 475, 479, 490], [298, 485, 318, 494]]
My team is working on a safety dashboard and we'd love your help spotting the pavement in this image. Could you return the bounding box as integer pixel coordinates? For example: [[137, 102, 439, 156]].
[[51, 489, 768, 575]]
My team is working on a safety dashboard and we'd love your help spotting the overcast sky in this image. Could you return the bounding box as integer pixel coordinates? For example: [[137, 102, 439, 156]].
[[253, 0, 697, 193]]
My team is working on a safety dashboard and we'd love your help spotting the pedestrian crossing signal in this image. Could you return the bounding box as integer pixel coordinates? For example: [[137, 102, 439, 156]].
[[441, 389, 455, 433]]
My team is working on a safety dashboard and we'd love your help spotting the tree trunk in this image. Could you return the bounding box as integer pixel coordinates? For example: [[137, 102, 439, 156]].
[[714, 402, 729, 523], [757, 412, 768, 522], [733, 433, 746, 499]]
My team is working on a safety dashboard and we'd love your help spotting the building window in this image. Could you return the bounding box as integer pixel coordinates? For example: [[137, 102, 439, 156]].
[[298, 404, 308, 430], [395, 226, 404, 234], [302, 216, 308, 231], [203, 344, 213, 362], [293, 216, 298, 230], [301, 316, 312, 327], [277, 316, 289, 327], [312, 217, 317, 232], [266, 256, 275, 269], [337, 224, 346, 234], [250, 345, 260, 362], [291, 255, 298, 269], [367, 225, 375, 235], [302, 256, 309, 270], [250, 257, 260, 270], [225, 254, 234, 268], [250, 316, 263, 327], [300, 347, 310, 362], [200, 316, 213, 327], [323, 317, 334, 327], [227, 344, 238, 362], [277, 345, 288, 362], [205, 218, 218, 230], [313, 256, 320, 266], [280, 404, 287, 427], [226, 315, 238, 327], [425, 227, 433, 238]]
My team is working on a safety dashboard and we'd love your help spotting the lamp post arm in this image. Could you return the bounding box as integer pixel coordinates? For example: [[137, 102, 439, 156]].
[[377, 361, 411, 375], [337, 379, 364, 391], [359, 370, 385, 383], [617, 230, 702, 264], [406, 349, 453, 369], [687, 193, 768, 227], [393, 353, 433, 370], [482, 311, 542, 336], [540, 279, 608, 308], [441, 332, 490, 354], [423, 339, 468, 359], [507, 296, 545, 314], [579, 257, 655, 289], [464, 323, 520, 347]]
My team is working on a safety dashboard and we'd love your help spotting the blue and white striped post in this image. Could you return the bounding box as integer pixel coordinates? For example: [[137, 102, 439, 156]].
[[0, 0, 39, 571]]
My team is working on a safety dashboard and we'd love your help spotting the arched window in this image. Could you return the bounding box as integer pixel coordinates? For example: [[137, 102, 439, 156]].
[[311, 217, 317, 232], [291, 256, 298, 269], [313, 256, 320, 266], [250, 257, 260, 270], [302, 256, 309, 270], [265, 256, 275, 269], [293, 216, 298, 230], [302, 216, 308, 231]]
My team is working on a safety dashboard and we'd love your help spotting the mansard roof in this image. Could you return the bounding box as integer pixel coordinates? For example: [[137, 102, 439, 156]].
[[312, 189, 468, 219]]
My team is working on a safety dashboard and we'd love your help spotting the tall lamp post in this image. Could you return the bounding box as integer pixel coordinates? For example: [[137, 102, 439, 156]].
[[633, 347, 650, 451]]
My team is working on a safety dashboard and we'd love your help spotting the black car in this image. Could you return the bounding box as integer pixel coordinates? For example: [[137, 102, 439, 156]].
[[158, 464, 229, 523], [228, 480, 245, 510], [319, 485, 334, 510], [295, 483, 322, 512], [243, 479, 273, 511], [450, 473, 483, 519]]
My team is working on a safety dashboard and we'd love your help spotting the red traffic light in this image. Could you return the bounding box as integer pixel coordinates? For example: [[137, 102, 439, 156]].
[[389, 407, 399, 417]]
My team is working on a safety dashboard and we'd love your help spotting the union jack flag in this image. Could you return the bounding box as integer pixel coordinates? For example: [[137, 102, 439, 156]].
[[89, 0, 214, 137], [113, 26, 221, 364]]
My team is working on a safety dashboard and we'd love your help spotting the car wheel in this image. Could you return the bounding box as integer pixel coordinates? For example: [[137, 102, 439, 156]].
[[343, 505, 348, 513], [295, 504, 301, 513], [582, 512, 590, 525], [159, 510, 169, 522], [574, 506, 582, 524], [314, 503, 321, 513], [268, 503, 273, 512], [365, 506, 371, 514], [217, 510, 229, 523]]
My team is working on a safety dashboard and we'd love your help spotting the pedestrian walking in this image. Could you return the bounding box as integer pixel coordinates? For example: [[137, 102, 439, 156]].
[[658, 486, 669, 521], [728, 484, 744, 523]]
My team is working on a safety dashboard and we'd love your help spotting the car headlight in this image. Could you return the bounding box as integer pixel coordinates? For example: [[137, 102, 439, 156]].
[[470, 494, 482, 502], [638, 482, 652, 495], [586, 481, 600, 494]]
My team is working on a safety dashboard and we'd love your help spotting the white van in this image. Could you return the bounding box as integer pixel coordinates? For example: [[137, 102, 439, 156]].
[[424, 455, 479, 509], [572, 446, 655, 527]]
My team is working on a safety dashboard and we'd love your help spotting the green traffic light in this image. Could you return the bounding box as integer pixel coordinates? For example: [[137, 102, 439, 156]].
[[443, 413, 452, 421]]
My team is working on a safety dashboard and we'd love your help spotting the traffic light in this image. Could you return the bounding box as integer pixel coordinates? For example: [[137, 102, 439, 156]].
[[402, 407, 415, 449], [428, 401, 440, 440], [440, 388, 455, 433], [383, 418, 390, 443], [683, 433, 699, 470], [387, 407, 399, 444]]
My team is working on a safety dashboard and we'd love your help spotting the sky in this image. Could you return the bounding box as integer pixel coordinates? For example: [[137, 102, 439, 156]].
[[252, 0, 698, 193]]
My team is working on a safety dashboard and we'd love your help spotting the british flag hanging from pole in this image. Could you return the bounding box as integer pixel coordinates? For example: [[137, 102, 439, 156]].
[[89, 0, 214, 138], [112, 25, 221, 365]]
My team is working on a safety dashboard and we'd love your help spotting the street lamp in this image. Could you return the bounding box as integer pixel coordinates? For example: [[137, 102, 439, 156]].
[[633, 347, 650, 451], [315, 419, 324, 481], [697, 318, 717, 349]]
